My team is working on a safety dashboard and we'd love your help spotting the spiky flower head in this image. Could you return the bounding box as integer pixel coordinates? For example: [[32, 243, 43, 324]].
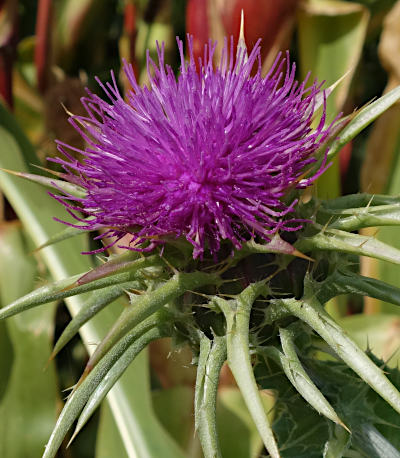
[[53, 37, 332, 258]]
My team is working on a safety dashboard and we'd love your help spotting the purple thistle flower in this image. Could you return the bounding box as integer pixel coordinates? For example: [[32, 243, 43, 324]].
[[52, 37, 333, 258]]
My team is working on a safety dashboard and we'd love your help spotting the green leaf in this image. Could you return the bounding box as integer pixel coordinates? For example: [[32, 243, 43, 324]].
[[364, 361, 400, 451], [360, 0, 400, 195], [152, 386, 196, 452], [0, 224, 58, 458], [0, 103, 40, 171], [216, 387, 270, 458], [95, 403, 129, 458], [373, 95, 400, 314], [298, 1, 369, 118], [352, 424, 400, 458], [0, 320, 13, 402], [308, 357, 400, 456]]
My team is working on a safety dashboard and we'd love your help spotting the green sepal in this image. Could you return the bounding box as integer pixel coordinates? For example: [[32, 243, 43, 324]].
[[195, 333, 227, 458], [278, 282, 400, 416], [0, 168, 87, 198], [74, 252, 163, 287], [42, 310, 170, 458], [321, 203, 400, 232], [0, 252, 166, 321], [34, 221, 91, 252], [317, 269, 400, 307], [50, 282, 137, 359], [0, 270, 143, 321], [261, 328, 347, 430], [320, 193, 400, 210], [326, 84, 400, 161], [83, 271, 220, 375], [70, 326, 170, 445], [215, 282, 281, 458], [231, 234, 311, 268], [297, 227, 400, 265]]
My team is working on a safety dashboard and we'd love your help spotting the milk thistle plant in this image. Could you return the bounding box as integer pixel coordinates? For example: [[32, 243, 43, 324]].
[[2, 28, 400, 458]]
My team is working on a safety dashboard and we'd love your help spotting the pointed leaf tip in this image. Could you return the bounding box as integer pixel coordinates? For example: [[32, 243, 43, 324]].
[[292, 249, 314, 262], [236, 9, 248, 64], [0, 166, 87, 198], [239, 10, 245, 44]]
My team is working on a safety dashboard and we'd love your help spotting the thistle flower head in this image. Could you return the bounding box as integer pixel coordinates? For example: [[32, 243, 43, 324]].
[[53, 36, 332, 258]]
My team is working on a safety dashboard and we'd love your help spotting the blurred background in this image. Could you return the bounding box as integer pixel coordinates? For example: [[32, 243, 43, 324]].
[[1, 1, 400, 457]]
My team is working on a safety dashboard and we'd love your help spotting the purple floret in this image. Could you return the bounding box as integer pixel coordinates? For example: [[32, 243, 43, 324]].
[[52, 37, 333, 258]]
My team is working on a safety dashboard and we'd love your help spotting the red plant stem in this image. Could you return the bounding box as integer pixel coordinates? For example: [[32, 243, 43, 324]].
[[0, 0, 18, 109], [186, 0, 209, 64], [0, 43, 14, 108], [35, 0, 52, 94], [124, 1, 138, 68]]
